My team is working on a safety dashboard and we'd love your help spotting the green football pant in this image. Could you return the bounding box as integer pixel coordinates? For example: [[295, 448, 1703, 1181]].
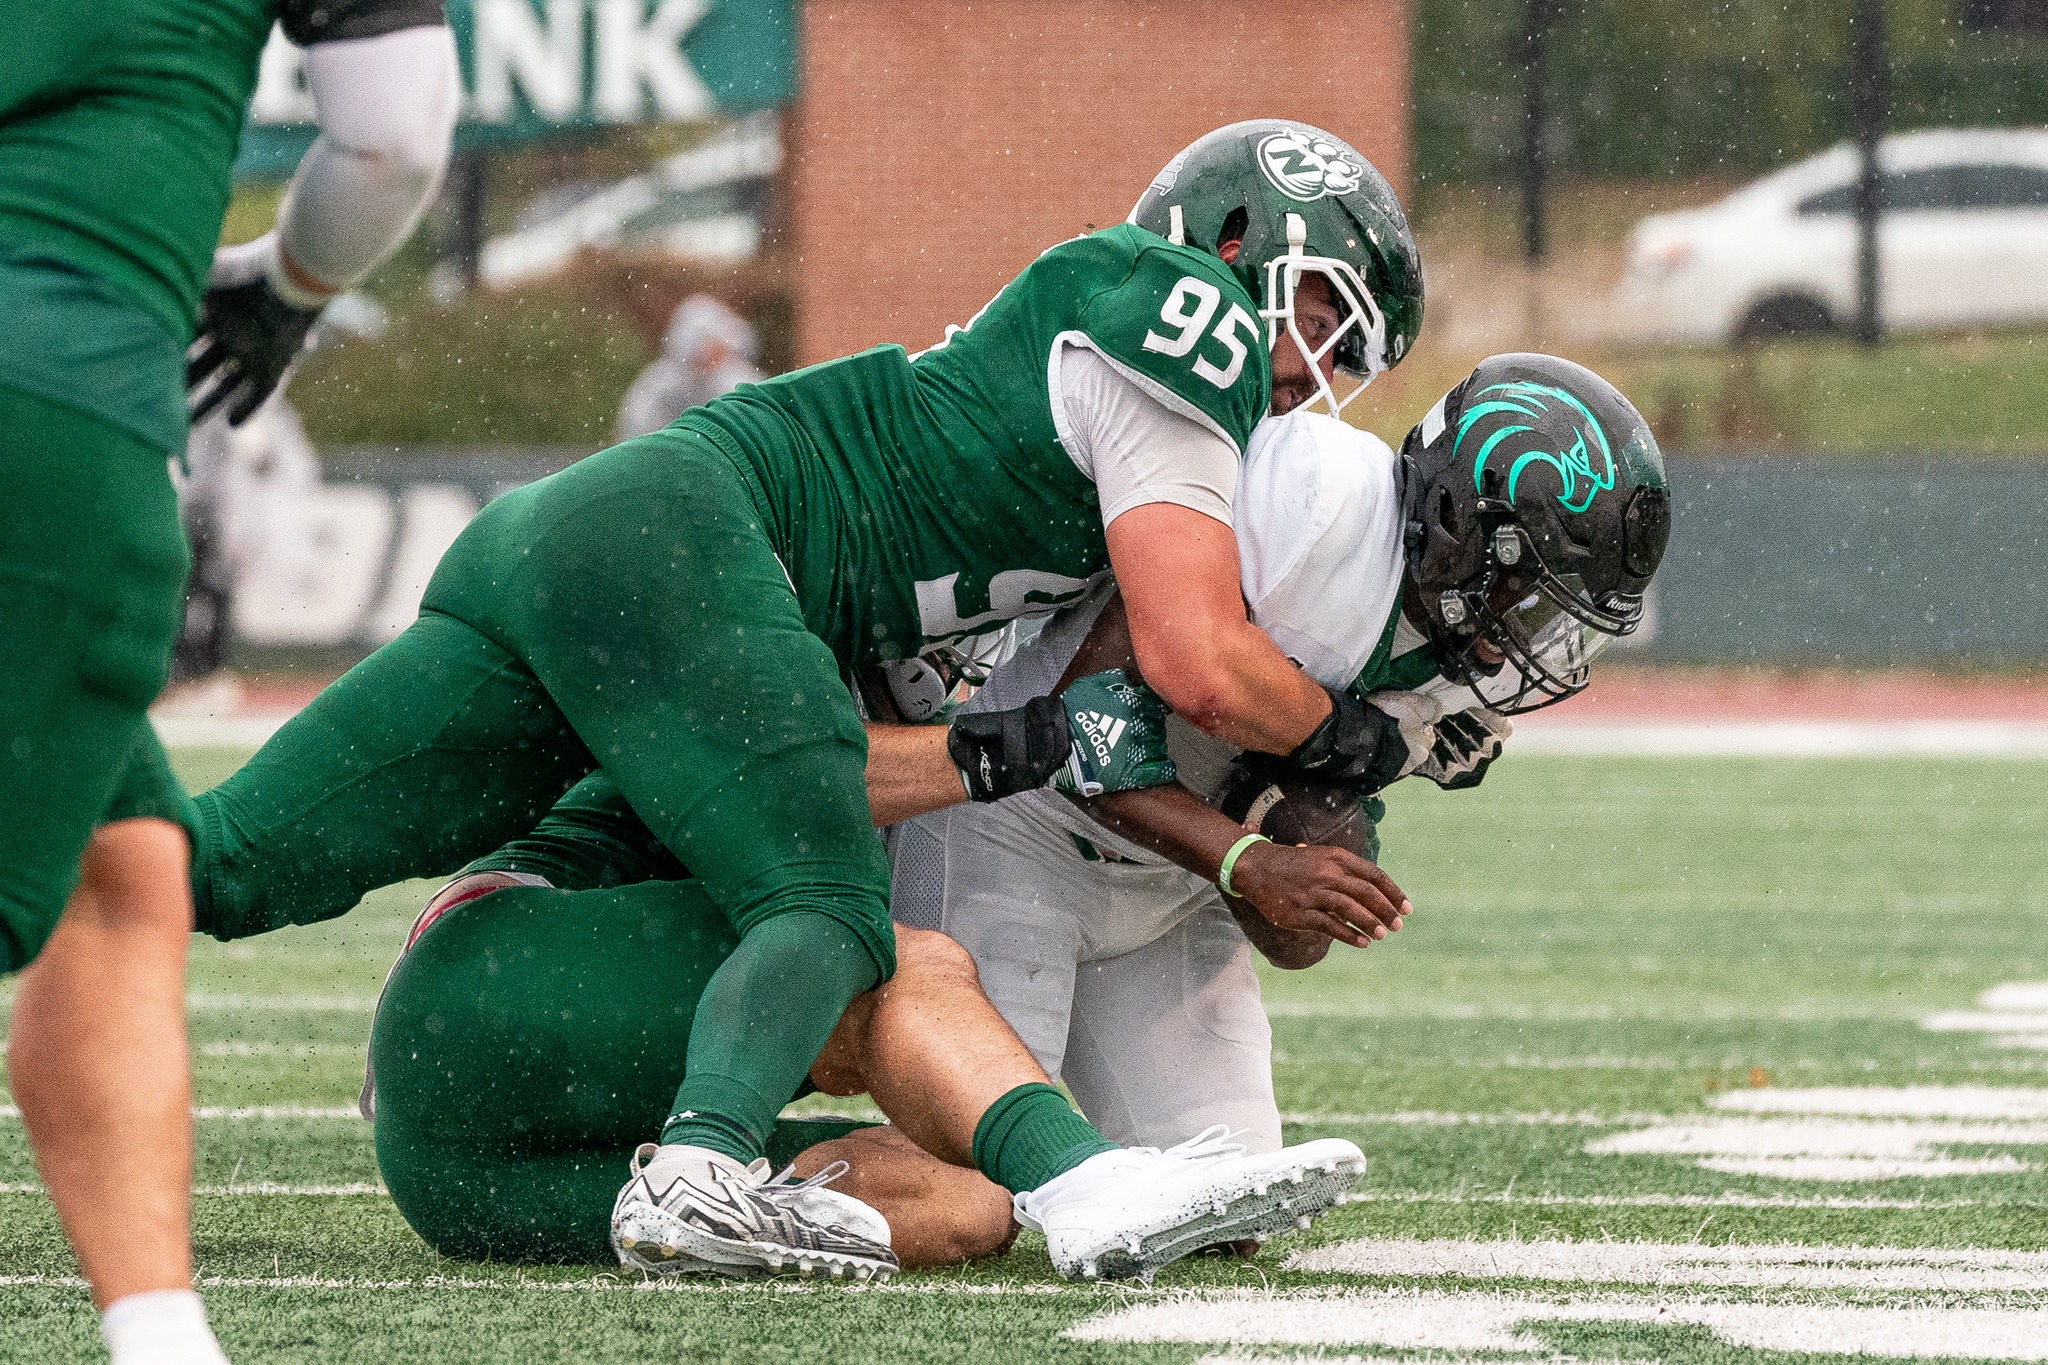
[[0, 383, 193, 972], [194, 431, 896, 1156], [370, 879, 873, 1263]]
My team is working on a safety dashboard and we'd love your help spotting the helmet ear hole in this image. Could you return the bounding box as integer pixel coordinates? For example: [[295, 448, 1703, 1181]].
[[1216, 207, 1249, 256], [1435, 488, 1459, 535]]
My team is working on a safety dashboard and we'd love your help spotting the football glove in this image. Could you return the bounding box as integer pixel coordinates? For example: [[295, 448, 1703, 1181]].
[[1282, 685, 1440, 795], [1410, 707, 1512, 791], [947, 670, 1176, 802], [1049, 669, 1176, 798], [187, 240, 325, 427]]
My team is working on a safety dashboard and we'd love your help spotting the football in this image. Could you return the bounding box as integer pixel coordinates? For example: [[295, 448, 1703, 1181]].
[[1214, 759, 1378, 860]]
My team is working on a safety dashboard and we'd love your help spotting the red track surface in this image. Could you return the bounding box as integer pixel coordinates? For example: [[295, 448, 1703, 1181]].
[[1544, 666, 2048, 723]]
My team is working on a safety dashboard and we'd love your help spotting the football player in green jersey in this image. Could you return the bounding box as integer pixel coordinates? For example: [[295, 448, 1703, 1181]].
[[188, 119, 1426, 1277], [1, 2, 456, 1359]]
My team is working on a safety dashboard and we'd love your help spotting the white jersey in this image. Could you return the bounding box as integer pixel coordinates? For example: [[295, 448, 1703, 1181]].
[[886, 410, 1417, 1152], [924, 408, 1410, 867]]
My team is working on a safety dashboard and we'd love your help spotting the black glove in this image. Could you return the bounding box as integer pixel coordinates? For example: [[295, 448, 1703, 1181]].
[[187, 268, 323, 426], [947, 695, 1069, 801], [1281, 685, 1414, 796]]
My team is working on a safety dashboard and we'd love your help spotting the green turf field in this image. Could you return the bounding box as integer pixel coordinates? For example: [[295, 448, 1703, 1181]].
[[5, 751, 2047, 1362]]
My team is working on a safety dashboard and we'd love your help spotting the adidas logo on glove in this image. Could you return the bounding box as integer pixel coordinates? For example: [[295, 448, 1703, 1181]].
[[1075, 710, 1127, 764]]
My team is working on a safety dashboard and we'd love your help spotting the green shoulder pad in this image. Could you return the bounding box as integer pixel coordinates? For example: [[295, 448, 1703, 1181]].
[[1075, 227, 1271, 455]]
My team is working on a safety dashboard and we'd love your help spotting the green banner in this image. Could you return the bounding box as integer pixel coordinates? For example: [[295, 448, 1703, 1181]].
[[235, 0, 797, 178]]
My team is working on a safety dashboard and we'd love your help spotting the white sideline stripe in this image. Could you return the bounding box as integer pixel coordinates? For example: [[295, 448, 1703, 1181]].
[[1696, 1156, 2031, 1180], [1708, 1086, 2048, 1119], [1511, 719, 2048, 758], [154, 715, 289, 748], [1980, 983, 2048, 1012], [1994, 1035, 2048, 1051], [0, 1183, 386, 1197], [1066, 1289, 2048, 1359], [1338, 1190, 1991, 1210], [185, 993, 375, 1012], [1289, 1237, 2048, 1292], [0, 1105, 359, 1121], [0, 1273, 1071, 1297]]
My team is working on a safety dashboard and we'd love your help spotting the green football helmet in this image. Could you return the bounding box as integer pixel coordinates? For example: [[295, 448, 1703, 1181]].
[[1129, 120, 1423, 416]]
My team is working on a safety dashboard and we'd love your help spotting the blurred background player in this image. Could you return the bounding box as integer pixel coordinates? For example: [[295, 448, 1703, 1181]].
[[0, 2, 456, 1361], [614, 294, 766, 441]]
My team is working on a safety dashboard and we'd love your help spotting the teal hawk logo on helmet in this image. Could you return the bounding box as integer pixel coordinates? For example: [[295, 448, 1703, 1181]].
[[1256, 128, 1367, 202], [1455, 381, 1616, 515]]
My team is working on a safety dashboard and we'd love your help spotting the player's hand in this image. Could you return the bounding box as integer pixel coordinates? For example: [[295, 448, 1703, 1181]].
[[948, 669, 1175, 802], [1049, 669, 1175, 797], [187, 238, 325, 427], [1284, 686, 1444, 794], [1411, 707, 1512, 791], [1224, 840, 1411, 950]]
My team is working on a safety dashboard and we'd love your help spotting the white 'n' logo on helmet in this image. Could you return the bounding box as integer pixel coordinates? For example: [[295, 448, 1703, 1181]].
[[1256, 129, 1366, 202]]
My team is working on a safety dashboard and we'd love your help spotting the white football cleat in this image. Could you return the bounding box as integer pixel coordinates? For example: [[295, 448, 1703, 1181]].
[[1012, 1126, 1364, 1281], [610, 1143, 899, 1282]]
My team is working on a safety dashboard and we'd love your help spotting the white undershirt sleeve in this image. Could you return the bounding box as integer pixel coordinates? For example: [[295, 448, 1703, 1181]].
[[270, 26, 459, 302], [1056, 345, 1240, 530]]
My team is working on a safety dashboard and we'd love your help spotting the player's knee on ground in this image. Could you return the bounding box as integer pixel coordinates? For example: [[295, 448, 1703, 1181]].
[[788, 1125, 1017, 1268], [807, 926, 984, 1097], [68, 820, 193, 935]]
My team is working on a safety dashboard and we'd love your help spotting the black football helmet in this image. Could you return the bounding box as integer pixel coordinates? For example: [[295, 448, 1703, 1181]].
[[1400, 353, 1672, 712], [1130, 120, 1423, 416]]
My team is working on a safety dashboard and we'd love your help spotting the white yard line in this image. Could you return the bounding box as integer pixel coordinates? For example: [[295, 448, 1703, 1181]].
[[1696, 1156, 2031, 1180], [1282, 1110, 1647, 1127], [154, 715, 291, 749], [0, 1183, 386, 1197], [0, 1272, 1073, 1297], [198, 1042, 366, 1057], [1288, 1237, 2048, 1292], [0, 1105, 360, 1121], [1708, 1086, 2048, 1119], [184, 993, 375, 1012], [1979, 984, 2048, 1012], [1511, 720, 2048, 758], [1337, 1190, 1992, 1211], [1068, 1289, 2048, 1360]]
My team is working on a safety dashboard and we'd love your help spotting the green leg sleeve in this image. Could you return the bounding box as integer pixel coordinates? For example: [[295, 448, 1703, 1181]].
[[427, 434, 898, 1153], [370, 877, 872, 1262], [660, 910, 880, 1160], [463, 768, 688, 890], [0, 384, 187, 970], [191, 609, 596, 940]]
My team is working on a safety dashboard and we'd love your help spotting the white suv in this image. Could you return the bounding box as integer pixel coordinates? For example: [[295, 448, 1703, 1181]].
[[1615, 127, 2048, 345]]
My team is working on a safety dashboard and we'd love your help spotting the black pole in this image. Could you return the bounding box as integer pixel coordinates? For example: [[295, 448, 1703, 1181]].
[[449, 153, 488, 292], [1850, 0, 1887, 347], [1519, 0, 1553, 266]]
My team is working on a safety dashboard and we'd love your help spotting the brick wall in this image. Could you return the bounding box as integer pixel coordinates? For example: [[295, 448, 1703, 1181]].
[[784, 1, 1413, 365]]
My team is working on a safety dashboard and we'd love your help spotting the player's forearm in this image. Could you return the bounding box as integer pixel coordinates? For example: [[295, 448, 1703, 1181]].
[[1070, 782, 1246, 883], [277, 26, 459, 298], [1131, 618, 1330, 754], [864, 723, 967, 827], [1105, 503, 1330, 754]]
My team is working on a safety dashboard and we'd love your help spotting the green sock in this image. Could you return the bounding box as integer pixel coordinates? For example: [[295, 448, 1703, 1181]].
[[661, 911, 880, 1162], [971, 1082, 1119, 1195]]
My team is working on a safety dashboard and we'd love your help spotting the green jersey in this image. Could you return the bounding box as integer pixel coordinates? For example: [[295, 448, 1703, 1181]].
[[684, 224, 1271, 665], [0, 0, 440, 447]]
